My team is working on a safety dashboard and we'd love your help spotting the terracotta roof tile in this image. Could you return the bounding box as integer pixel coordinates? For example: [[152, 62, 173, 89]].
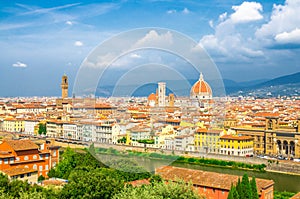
[[5, 140, 39, 151], [290, 192, 300, 199], [220, 135, 253, 141], [156, 166, 273, 193], [2, 167, 37, 176]]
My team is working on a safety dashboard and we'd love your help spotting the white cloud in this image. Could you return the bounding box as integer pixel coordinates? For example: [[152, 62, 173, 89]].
[[200, 35, 227, 55], [8, 2, 119, 30], [133, 30, 173, 48], [275, 28, 300, 44], [85, 52, 143, 69], [209, 20, 214, 28], [200, 33, 263, 61], [199, 1, 264, 63], [21, 3, 81, 16], [0, 23, 32, 31], [182, 8, 190, 14], [167, 9, 176, 14], [130, 53, 141, 59], [84, 30, 173, 69], [66, 21, 73, 25], [167, 8, 190, 14], [256, 0, 300, 46], [12, 61, 27, 68], [219, 12, 227, 22], [84, 53, 116, 68], [74, 41, 83, 46], [230, 1, 263, 23]]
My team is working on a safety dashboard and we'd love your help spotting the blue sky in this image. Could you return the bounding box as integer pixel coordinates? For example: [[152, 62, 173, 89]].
[[0, 0, 299, 96]]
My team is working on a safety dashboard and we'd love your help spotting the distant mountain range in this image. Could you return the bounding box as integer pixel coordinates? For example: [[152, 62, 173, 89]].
[[94, 72, 300, 97], [257, 72, 300, 87], [225, 71, 300, 97]]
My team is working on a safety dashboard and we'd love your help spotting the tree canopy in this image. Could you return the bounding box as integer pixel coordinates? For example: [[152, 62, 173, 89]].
[[38, 123, 46, 135], [60, 167, 124, 199], [113, 180, 202, 199], [0, 147, 207, 199], [228, 174, 259, 199]]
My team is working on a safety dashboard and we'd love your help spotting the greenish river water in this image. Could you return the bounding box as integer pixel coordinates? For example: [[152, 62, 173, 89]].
[[96, 154, 300, 193]]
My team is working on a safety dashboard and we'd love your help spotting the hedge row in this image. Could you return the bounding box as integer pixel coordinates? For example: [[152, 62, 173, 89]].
[[95, 147, 266, 171]]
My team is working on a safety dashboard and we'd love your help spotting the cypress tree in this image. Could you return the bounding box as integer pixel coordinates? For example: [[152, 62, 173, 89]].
[[232, 185, 239, 199], [251, 177, 259, 199], [241, 173, 252, 199], [236, 178, 243, 198], [227, 185, 234, 199]]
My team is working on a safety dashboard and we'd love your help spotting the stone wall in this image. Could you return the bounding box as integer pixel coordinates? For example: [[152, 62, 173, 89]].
[[267, 161, 300, 174]]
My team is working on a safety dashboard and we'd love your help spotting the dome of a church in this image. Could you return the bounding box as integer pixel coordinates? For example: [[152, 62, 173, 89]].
[[148, 93, 156, 101], [190, 73, 212, 97]]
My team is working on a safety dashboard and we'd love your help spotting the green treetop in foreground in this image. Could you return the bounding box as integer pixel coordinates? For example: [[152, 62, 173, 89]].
[[113, 179, 202, 199], [0, 147, 202, 199], [227, 173, 259, 199], [0, 147, 295, 199]]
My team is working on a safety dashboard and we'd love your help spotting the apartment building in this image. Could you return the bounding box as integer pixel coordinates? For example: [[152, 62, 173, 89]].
[[0, 139, 60, 183]]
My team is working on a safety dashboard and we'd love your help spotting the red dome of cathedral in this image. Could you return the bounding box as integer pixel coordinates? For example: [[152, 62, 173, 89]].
[[148, 93, 156, 101], [190, 73, 212, 96]]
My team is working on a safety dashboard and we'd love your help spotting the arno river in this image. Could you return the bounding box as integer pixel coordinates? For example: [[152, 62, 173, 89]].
[[97, 154, 300, 193]]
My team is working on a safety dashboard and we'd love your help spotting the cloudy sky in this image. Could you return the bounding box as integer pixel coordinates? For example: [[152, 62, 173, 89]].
[[0, 0, 299, 96]]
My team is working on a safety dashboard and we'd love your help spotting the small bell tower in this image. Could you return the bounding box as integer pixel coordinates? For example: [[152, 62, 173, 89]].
[[61, 74, 68, 99]]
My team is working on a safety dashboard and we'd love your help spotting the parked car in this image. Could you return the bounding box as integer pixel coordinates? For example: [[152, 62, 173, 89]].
[[256, 155, 264, 158], [293, 159, 300, 162], [277, 155, 285, 160], [262, 155, 269, 159]]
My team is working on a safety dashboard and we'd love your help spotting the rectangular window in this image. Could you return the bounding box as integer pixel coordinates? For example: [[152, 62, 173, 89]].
[[0, 159, 2, 164], [45, 154, 49, 159], [10, 157, 14, 164], [45, 165, 49, 170], [39, 166, 43, 171], [4, 158, 8, 164]]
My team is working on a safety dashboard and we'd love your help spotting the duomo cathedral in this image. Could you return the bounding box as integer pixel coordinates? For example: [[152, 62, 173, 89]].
[[147, 73, 213, 109]]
